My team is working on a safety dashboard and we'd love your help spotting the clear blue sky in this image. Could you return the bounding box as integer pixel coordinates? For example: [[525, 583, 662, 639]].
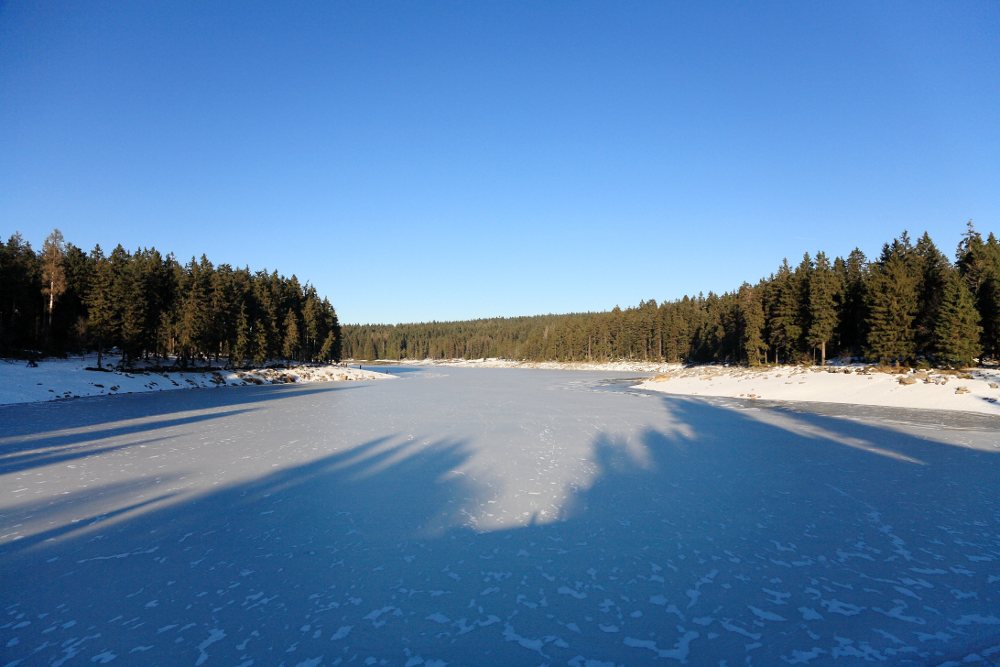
[[2, 2, 998, 324]]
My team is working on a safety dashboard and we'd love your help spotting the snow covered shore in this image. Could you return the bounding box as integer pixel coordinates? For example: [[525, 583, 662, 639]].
[[360, 357, 1000, 416], [357, 357, 679, 373], [639, 363, 1000, 416], [7, 354, 1000, 416], [0, 356, 393, 405]]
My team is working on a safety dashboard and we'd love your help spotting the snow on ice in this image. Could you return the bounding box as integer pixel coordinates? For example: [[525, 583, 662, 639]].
[[1, 366, 998, 665]]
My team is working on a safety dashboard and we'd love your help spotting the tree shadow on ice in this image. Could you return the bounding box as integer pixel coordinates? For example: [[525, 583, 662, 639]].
[[0, 411, 259, 475], [1, 394, 998, 666], [570, 396, 1000, 665], [0, 432, 485, 665], [0, 382, 362, 440], [0, 486, 182, 554], [446, 395, 1000, 665], [0, 384, 365, 476]]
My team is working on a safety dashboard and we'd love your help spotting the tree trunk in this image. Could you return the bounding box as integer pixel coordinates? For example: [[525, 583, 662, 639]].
[[821, 340, 827, 366]]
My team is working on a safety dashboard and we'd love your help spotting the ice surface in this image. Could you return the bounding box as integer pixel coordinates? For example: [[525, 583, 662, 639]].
[[1, 367, 998, 664]]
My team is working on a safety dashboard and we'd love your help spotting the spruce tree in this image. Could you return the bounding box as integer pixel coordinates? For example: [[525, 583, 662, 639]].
[[955, 223, 1000, 359], [177, 257, 210, 367], [52, 243, 91, 353], [85, 247, 117, 369], [835, 248, 868, 356], [231, 305, 250, 368], [323, 298, 342, 362], [283, 309, 301, 362], [208, 264, 236, 362], [253, 319, 269, 366], [737, 283, 767, 365], [978, 235, 1000, 359], [807, 251, 839, 365], [956, 220, 986, 292], [912, 232, 949, 357], [119, 255, 149, 367], [768, 259, 802, 363], [933, 272, 982, 368], [302, 288, 321, 360], [865, 245, 919, 365], [2, 234, 43, 352]]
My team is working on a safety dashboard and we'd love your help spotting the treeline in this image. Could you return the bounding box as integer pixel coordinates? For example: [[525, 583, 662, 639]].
[[0, 230, 341, 368], [344, 224, 999, 368]]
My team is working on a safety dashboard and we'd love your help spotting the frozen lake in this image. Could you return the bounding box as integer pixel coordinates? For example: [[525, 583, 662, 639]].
[[1, 367, 998, 665]]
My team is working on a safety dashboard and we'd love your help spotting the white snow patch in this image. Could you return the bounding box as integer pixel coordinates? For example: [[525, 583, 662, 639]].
[[0, 355, 393, 405], [623, 631, 699, 661], [748, 606, 786, 622], [638, 364, 1000, 416], [195, 628, 226, 666]]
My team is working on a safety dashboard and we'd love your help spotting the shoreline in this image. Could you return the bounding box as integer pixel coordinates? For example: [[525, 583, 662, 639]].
[[5, 355, 1000, 416], [349, 357, 680, 373], [0, 356, 393, 406], [636, 363, 1000, 417], [354, 357, 1000, 416]]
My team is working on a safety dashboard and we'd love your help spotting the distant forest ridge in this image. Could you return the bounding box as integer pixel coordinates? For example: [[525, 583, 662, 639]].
[[0, 232, 342, 368], [343, 223, 999, 368]]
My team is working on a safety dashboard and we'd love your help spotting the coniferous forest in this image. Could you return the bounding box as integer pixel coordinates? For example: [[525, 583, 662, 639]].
[[343, 224, 1000, 369], [4, 225, 999, 370], [0, 231, 342, 368]]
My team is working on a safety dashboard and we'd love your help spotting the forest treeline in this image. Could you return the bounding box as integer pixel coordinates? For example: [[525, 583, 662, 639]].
[[344, 224, 999, 368], [0, 230, 341, 368]]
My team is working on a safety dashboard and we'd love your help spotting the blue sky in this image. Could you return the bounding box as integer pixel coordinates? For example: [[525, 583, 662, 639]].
[[2, 2, 998, 324]]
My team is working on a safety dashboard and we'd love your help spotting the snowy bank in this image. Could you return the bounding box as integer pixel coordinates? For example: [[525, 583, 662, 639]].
[[0, 356, 393, 405], [356, 357, 680, 373], [638, 364, 1000, 416]]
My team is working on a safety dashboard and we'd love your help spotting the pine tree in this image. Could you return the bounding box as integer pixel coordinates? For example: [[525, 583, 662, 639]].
[[40, 229, 67, 341], [253, 319, 269, 366], [0, 233, 42, 353], [319, 331, 337, 361], [208, 264, 237, 361], [933, 272, 982, 368], [323, 299, 342, 362], [283, 309, 301, 362], [230, 305, 250, 368], [154, 250, 179, 359], [301, 287, 321, 360], [254, 270, 280, 359], [119, 253, 149, 366], [177, 257, 211, 366], [807, 251, 839, 365], [52, 243, 91, 353]]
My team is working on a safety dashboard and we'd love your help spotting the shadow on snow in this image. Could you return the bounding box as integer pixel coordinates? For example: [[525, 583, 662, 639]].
[[0, 384, 366, 476], [0, 392, 997, 666]]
